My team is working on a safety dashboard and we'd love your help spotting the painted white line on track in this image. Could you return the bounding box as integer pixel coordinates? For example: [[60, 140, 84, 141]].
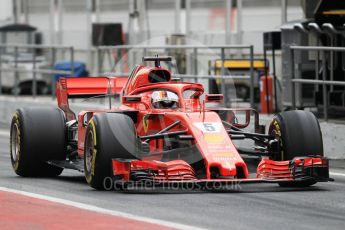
[[330, 171, 345, 177], [0, 186, 204, 230]]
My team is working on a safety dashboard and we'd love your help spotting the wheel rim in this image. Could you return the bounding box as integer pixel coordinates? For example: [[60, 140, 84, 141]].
[[11, 123, 20, 162], [85, 130, 95, 173], [270, 121, 283, 161]]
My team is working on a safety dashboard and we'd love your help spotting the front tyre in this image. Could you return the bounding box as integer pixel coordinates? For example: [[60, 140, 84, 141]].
[[268, 110, 323, 187], [84, 113, 138, 190]]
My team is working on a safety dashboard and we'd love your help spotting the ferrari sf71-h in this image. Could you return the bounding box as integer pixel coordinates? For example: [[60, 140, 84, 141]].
[[10, 56, 331, 190]]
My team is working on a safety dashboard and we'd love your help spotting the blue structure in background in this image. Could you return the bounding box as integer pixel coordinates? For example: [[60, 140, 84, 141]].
[[53, 61, 89, 83]]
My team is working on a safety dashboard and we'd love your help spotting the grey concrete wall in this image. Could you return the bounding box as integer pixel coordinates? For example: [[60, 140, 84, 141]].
[[0, 96, 344, 159], [0, 96, 105, 128]]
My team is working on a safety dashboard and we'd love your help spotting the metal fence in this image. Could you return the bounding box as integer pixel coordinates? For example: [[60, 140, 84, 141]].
[[290, 46, 345, 121], [95, 44, 255, 107], [0, 43, 75, 98], [0, 43, 256, 108]]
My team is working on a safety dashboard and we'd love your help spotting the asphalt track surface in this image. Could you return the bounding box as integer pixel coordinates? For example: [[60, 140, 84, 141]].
[[0, 131, 344, 230]]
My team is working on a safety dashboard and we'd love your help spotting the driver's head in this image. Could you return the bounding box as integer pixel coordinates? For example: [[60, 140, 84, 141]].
[[151, 90, 179, 109]]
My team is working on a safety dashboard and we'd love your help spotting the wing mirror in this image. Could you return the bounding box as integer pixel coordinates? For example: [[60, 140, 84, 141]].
[[122, 95, 142, 103], [205, 94, 224, 103], [122, 95, 149, 110]]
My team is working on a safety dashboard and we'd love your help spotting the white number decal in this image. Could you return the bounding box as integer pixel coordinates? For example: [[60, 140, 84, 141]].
[[194, 122, 222, 133]]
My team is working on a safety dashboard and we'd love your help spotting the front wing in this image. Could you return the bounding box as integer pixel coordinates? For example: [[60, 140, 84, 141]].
[[112, 156, 331, 187]]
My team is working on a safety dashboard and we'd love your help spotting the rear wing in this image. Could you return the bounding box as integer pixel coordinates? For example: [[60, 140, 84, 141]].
[[56, 77, 128, 120]]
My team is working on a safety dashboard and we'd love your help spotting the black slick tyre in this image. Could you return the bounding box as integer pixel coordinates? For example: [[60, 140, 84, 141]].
[[268, 110, 323, 187], [84, 113, 138, 190], [10, 107, 67, 177]]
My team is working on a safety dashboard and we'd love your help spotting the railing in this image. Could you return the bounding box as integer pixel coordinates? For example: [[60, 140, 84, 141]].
[[0, 43, 255, 107], [290, 46, 345, 121], [0, 43, 75, 98], [95, 44, 255, 107]]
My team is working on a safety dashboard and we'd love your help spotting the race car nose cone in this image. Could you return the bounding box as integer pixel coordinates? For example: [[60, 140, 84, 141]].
[[209, 161, 237, 177]]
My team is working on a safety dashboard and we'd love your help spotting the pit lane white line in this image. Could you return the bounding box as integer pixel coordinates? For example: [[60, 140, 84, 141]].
[[0, 186, 204, 230], [329, 171, 345, 177]]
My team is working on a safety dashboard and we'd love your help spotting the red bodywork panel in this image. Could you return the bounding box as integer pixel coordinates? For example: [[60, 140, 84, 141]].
[[257, 157, 329, 180], [56, 77, 127, 120], [113, 157, 329, 183], [58, 77, 121, 96], [113, 160, 197, 182], [56, 62, 330, 184]]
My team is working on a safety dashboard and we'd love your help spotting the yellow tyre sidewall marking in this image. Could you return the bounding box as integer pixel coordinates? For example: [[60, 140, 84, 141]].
[[86, 119, 97, 184], [11, 113, 21, 171], [273, 119, 284, 160], [143, 114, 149, 133]]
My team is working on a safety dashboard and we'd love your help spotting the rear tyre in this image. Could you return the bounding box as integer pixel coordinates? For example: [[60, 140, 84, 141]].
[[10, 107, 67, 177], [268, 110, 323, 187], [84, 113, 138, 190]]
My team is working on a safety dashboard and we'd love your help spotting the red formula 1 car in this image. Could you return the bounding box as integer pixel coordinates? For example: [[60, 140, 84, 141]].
[[10, 56, 331, 190]]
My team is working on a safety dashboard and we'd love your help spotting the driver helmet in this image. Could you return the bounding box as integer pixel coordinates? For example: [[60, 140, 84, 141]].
[[151, 90, 179, 109]]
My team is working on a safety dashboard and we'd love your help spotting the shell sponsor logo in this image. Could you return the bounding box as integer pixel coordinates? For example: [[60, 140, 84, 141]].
[[214, 152, 233, 157], [204, 134, 225, 144]]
